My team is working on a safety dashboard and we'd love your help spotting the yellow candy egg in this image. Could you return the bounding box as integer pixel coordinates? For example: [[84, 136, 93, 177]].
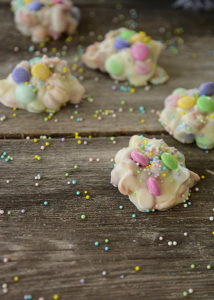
[[24, 0, 34, 4], [31, 64, 50, 80], [130, 32, 145, 44], [177, 96, 196, 110]]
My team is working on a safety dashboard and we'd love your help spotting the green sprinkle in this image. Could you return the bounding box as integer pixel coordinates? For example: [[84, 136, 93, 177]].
[[190, 264, 195, 269], [183, 291, 188, 297], [207, 264, 211, 270], [81, 214, 86, 220]]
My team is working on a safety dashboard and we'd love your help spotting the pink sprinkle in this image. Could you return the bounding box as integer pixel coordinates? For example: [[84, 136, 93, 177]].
[[89, 158, 93, 162]]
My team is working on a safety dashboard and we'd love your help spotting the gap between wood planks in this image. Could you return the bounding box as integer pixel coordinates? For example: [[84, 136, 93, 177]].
[[0, 130, 167, 140]]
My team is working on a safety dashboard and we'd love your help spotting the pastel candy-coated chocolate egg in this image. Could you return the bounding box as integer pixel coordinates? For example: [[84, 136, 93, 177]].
[[161, 152, 178, 170], [147, 177, 161, 196], [15, 84, 35, 105], [119, 30, 136, 41], [24, 0, 34, 4], [105, 57, 124, 75], [196, 96, 214, 113], [130, 150, 149, 167], [114, 38, 130, 50], [31, 63, 50, 80], [27, 1, 43, 11], [12, 67, 31, 84], [177, 96, 196, 110], [70, 6, 81, 21], [130, 32, 146, 44], [164, 94, 180, 107], [131, 43, 149, 61], [172, 88, 187, 96], [199, 82, 214, 96]]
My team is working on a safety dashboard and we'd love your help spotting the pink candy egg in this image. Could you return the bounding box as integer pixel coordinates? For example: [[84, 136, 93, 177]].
[[131, 43, 149, 61], [147, 177, 161, 196], [130, 151, 149, 167], [164, 94, 180, 107], [135, 61, 151, 75]]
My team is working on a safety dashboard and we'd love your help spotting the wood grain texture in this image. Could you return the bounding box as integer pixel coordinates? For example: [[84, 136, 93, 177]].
[[0, 1, 214, 136], [0, 136, 214, 300], [0, 1, 214, 299]]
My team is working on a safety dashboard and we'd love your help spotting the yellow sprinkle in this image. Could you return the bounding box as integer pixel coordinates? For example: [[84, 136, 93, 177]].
[[130, 88, 135, 93], [84, 191, 88, 194], [34, 138, 38, 143], [12, 113, 16, 117], [174, 155, 177, 159], [24, 81, 29, 85], [14, 276, 19, 281], [212, 231, 214, 235], [78, 68, 84, 73], [53, 295, 59, 300], [86, 195, 90, 200], [77, 140, 82, 145], [201, 175, 205, 179], [39, 42, 45, 48], [180, 112, 186, 116], [51, 48, 57, 53], [35, 155, 38, 159], [89, 136, 92, 139], [162, 173, 166, 177], [141, 119, 145, 123], [135, 266, 140, 271], [94, 114, 98, 118], [210, 114, 214, 119], [13, 107, 16, 111], [45, 142, 50, 146]]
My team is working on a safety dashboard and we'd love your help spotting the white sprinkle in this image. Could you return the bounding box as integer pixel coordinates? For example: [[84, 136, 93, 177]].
[[168, 241, 172, 246]]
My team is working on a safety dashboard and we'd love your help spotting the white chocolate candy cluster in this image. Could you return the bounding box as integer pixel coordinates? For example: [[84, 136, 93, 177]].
[[11, 0, 80, 43], [111, 135, 199, 212], [159, 83, 214, 150], [0, 55, 85, 113], [82, 28, 169, 87]]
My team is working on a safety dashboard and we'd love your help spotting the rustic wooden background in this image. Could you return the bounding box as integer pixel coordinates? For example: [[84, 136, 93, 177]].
[[0, 0, 214, 299]]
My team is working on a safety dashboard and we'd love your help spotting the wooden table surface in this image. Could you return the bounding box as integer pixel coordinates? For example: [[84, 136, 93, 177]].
[[0, 1, 214, 299]]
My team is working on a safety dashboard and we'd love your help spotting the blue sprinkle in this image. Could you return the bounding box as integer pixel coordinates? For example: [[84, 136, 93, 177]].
[[94, 241, 99, 247], [132, 214, 136, 218]]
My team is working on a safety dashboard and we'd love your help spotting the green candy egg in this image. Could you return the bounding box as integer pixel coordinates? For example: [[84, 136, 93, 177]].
[[196, 95, 214, 113], [15, 83, 35, 105], [105, 57, 124, 75], [172, 88, 187, 96], [161, 152, 178, 170], [119, 29, 136, 41]]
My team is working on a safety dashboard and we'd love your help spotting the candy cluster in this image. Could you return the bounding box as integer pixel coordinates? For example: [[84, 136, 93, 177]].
[[111, 135, 199, 212], [0, 55, 85, 113], [11, 0, 81, 42], [82, 28, 169, 86], [159, 82, 214, 150]]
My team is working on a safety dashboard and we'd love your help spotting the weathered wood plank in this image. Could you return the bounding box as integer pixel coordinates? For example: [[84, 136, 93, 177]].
[[0, 3, 214, 136], [0, 136, 213, 299]]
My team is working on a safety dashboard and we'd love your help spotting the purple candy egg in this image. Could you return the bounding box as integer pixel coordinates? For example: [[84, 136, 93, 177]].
[[199, 82, 214, 96], [114, 38, 130, 50], [12, 67, 31, 84], [27, 1, 43, 11]]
